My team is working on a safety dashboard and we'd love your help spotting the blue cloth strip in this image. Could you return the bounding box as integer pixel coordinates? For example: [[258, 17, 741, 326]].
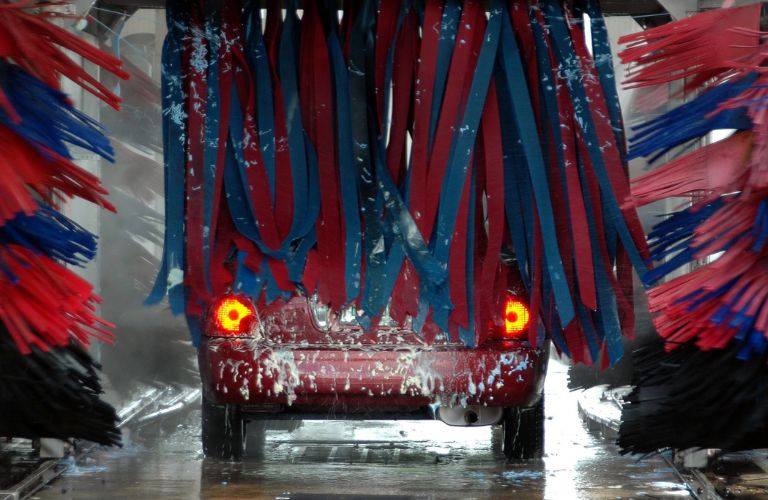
[[279, 3, 314, 249], [147, 2, 187, 315], [363, 1, 450, 321], [234, 250, 264, 298], [244, 7, 277, 198], [585, 0, 627, 159], [328, 27, 362, 304], [458, 164, 477, 347], [348, 0, 388, 317], [496, 6, 575, 327], [429, 0, 462, 153], [496, 71, 532, 289], [542, 0, 647, 279], [428, 1, 503, 332]]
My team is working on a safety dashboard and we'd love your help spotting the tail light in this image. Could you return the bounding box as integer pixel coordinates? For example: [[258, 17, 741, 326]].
[[209, 295, 256, 336], [489, 296, 530, 341]]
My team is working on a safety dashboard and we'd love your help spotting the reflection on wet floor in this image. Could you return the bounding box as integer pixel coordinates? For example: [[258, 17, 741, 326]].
[[38, 360, 690, 499]]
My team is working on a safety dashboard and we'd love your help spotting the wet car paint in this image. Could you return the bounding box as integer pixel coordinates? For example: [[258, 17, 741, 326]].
[[36, 360, 690, 499], [199, 339, 546, 409]]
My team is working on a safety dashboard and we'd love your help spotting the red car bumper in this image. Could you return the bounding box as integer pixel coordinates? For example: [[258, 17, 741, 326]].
[[198, 338, 547, 411]]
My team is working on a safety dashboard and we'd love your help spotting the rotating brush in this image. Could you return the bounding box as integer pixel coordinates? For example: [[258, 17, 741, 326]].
[[619, 2, 768, 452], [0, 0, 127, 445]]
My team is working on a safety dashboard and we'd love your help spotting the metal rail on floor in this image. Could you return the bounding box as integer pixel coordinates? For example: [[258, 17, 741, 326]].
[[0, 386, 201, 500], [0, 459, 62, 500], [578, 385, 724, 500]]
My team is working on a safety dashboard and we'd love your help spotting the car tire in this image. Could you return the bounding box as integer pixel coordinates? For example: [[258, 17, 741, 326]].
[[201, 396, 246, 460], [242, 419, 302, 457], [501, 396, 544, 460]]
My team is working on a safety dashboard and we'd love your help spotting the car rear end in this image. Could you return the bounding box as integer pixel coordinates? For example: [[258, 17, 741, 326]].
[[197, 263, 549, 460]]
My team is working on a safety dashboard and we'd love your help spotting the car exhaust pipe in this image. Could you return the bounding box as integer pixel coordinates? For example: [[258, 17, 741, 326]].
[[436, 405, 503, 427]]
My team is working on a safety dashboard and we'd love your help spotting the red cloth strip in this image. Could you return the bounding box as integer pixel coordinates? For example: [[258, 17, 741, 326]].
[[265, 0, 282, 71], [394, 0, 445, 320], [231, 46, 283, 251], [551, 64, 598, 311], [568, 13, 649, 263], [447, 2, 486, 332], [301, 2, 346, 307], [421, 0, 483, 241], [407, 0, 446, 239], [207, 1, 237, 286], [448, 157, 473, 331], [386, 8, 418, 187], [473, 83, 505, 345], [183, 7, 209, 300], [388, 8, 420, 323]]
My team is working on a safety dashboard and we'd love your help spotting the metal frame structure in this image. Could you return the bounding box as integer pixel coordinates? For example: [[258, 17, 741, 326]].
[[83, 0, 677, 39]]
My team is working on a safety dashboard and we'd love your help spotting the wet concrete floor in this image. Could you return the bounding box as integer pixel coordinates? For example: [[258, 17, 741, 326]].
[[37, 360, 690, 499]]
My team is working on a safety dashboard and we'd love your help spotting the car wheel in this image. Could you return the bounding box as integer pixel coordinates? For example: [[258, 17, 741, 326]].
[[501, 396, 544, 460], [201, 396, 246, 460], [263, 419, 303, 433], [243, 419, 302, 455]]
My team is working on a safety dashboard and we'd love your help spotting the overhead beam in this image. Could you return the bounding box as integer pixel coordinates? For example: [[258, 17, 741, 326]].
[[598, 0, 672, 26], [96, 0, 673, 16], [698, 0, 761, 9], [88, 0, 676, 35], [658, 0, 697, 19]]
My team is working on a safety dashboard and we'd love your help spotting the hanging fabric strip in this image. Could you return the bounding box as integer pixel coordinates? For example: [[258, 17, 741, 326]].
[[435, 0, 492, 333], [474, 82, 505, 345], [541, 0, 649, 276], [428, 0, 462, 152], [372, 4, 450, 317], [300, 2, 346, 308], [147, 0, 186, 313], [183, 1, 210, 303], [328, 25, 362, 304], [518, 9, 596, 356], [582, 0, 627, 160], [277, 1, 319, 253], [374, 0, 401, 135], [408, 0, 444, 240], [148, 0, 649, 365], [564, 3, 636, 344], [459, 164, 478, 346], [496, 5, 575, 328], [201, 2, 233, 298], [538, 25, 597, 313], [531, 18, 578, 329], [245, 8, 277, 198], [348, 0, 387, 317]]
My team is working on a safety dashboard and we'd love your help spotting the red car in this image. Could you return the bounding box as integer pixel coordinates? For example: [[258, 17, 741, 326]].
[[198, 258, 548, 460]]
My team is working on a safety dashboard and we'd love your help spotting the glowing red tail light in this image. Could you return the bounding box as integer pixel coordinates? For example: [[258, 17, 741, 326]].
[[489, 296, 530, 341], [211, 295, 256, 336], [503, 298, 530, 338]]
